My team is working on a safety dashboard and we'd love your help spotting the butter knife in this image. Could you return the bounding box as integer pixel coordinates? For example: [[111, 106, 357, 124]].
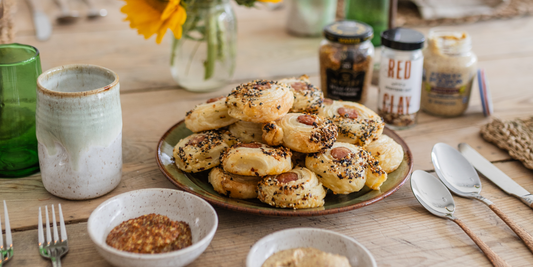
[[458, 143, 533, 208], [26, 0, 52, 41]]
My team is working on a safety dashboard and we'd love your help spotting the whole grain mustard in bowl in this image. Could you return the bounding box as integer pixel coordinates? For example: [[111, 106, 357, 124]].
[[87, 188, 218, 267]]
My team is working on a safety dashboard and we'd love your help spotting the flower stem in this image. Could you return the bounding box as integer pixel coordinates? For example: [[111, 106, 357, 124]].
[[204, 7, 218, 80], [170, 37, 179, 66], [216, 11, 226, 61]]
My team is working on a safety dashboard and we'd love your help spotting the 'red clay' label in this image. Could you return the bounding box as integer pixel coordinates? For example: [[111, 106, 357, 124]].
[[378, 56, 423, 115]]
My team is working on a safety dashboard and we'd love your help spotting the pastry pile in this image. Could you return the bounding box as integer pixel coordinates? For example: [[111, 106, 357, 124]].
[[173, 75, 404, 209]]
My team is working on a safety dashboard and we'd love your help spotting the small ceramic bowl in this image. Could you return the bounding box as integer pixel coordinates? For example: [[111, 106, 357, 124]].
[[87, 188, 218, 267], [247, 228, 377, 267]]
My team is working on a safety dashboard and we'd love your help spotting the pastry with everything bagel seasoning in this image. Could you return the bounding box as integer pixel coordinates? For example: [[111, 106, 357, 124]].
[[228, 120, 263, 143], [221, 142, 292, 176], [208, 167, 262, 199], [225, 80, 294, 123], [184, 96, 239, 132], [279, 74, 323, 114], [318, 98, 384, 146], [173, 129, 236, 173], [262, 113, 337, 153], [257, 167, 326, 209], [365, 134, 403, 173], [305, 142, 387, 194]]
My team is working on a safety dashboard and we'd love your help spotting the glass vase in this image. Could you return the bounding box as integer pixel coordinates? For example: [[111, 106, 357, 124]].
[[0, 43, 42, 178], [170, 0, 237, 92]]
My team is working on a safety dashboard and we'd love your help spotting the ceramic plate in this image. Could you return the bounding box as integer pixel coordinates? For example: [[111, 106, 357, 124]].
[[156, 121, 413, 216], [246, 228, 377, 267]]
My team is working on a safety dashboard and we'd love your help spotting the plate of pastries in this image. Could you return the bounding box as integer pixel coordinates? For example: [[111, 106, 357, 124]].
[[156, 75, 413, 216]]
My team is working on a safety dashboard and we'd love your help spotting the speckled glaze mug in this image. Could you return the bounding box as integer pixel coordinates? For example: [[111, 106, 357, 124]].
[[36, 64, 122, 199]]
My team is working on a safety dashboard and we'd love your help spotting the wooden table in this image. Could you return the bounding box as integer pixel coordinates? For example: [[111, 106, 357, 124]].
[[4, 0, 533, 266]]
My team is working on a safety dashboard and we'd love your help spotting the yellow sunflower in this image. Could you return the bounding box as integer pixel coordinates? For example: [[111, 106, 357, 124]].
[[121, 0, 187, 44]]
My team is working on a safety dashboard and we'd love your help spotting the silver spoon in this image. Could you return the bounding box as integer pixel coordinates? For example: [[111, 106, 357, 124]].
[[82, 0, 107, 19], [411, 170, 511, 267], [55, 0, 79, 24], [432, 143, 533, 254]]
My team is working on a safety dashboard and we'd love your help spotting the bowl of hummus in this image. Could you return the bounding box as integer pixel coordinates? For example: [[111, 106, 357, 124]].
[[247, 228, 377, 267]]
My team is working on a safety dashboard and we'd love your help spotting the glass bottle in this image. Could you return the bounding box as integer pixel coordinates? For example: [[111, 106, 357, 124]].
[[319, 21, 374, 104], [378, 28, 425, 129], [421, 28, 478, 117], [286, 0, 338, 37], [170, 0, 237, 92], [345, 0, 390, 46], [0, 43, 42, 178]]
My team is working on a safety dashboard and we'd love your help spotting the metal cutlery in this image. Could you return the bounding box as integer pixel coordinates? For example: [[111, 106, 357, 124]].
[[82, 0, 107, 19], [0, 201, 13, 267], [38, 204, 69, 267], [411, 170, 511, 267], [432, 143, 533, 254], [459, 142, 533, 208], [55, 0, 79, 24], [25, 0, 52, 41]]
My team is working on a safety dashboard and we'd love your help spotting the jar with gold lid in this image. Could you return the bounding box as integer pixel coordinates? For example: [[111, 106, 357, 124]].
[[421, 28, 478, 117], [319, 20, 374, 103]]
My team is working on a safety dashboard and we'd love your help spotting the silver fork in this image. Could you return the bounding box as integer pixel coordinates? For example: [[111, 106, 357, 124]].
[[38, 205, 68, 267], [1, 200, 13, 267]]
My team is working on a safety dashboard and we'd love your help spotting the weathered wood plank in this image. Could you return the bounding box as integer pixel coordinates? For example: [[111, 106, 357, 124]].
[[13, 0, 533, 93], [3, 64, 532, 230], [4, 1, 533, 266], [6, 161, 533, 267]]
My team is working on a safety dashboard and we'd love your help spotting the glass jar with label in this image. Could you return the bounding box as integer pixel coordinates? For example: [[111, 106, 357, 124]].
[[378, 28, 425, 129], [319, 20, 374, 103], [421, 29, 478, 117]]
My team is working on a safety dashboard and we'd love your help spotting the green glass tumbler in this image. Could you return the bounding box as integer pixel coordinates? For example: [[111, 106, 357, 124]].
[[0, 43, 42, 178], [345, 0, 389, 46]]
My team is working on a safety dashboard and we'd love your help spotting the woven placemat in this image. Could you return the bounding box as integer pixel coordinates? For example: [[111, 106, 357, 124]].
[[336, 0, 533, 27], [397, 0, 533, 26], [481, 117, 533, 170], [0, 0, 16, 44]]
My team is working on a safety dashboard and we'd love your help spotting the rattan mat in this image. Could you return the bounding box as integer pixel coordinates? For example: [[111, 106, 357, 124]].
[[481, 117, 533, 170], [337, 0, 533, 27]]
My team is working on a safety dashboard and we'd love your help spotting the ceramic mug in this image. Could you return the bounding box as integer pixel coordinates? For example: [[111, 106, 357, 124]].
[[36, 64, 122, 199]]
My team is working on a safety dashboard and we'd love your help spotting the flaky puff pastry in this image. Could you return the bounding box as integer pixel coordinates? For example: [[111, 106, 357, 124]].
[[279, 75, 323, 114], [225, 80, 294, 123], [185, 96, 239, 132], [221, 142, 292, 176], [318, 99, 384, 146], [365, 134, 403, 173], [257, 167, 327, 209], [305, 142, 387, 194], [173, 130, 236, 173], [262, 113, 337, 153], [208, 167, 262, 199], [229, 120, 263, 143]]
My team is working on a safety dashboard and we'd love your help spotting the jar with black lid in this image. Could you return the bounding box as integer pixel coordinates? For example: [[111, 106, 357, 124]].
[[319, 20, 374, 103], [378, 28, 425, 129]]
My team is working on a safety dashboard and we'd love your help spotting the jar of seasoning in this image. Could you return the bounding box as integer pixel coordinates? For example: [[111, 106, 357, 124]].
[[378, 28, 425, 129], [319, 20, 374, 103], [421, 29, 478, 117]]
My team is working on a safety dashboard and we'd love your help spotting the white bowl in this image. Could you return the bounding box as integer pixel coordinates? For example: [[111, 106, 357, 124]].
[[247, 228, 377, 267], [87, 188, 218, 267]]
